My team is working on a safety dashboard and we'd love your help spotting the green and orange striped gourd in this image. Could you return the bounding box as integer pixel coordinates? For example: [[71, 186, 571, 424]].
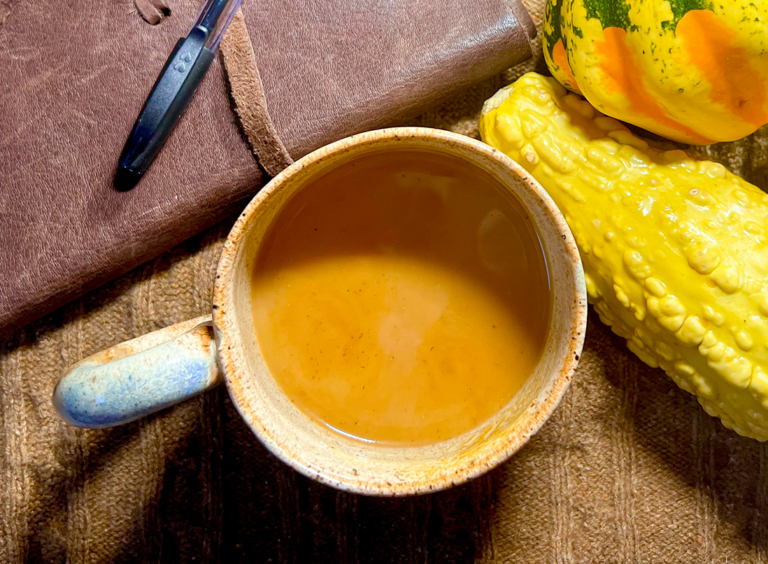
[[543, 0, 768, 144]]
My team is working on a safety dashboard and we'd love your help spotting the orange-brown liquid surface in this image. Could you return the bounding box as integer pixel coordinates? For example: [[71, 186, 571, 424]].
[[251, 151, 550, 444]]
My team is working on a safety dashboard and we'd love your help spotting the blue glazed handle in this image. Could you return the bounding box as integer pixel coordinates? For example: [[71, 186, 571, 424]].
[[54, 315, 222, 428]]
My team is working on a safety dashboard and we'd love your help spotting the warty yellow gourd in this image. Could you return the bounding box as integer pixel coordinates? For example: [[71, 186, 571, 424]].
[[481, 72, 768, 440]]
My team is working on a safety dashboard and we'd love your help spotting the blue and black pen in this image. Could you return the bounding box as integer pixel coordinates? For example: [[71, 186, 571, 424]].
[[115, 0, 243, 190]]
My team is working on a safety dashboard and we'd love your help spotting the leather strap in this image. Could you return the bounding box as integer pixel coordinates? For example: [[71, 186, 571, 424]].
[[220, 10, 295, 177], [134, 0, 170, 25]]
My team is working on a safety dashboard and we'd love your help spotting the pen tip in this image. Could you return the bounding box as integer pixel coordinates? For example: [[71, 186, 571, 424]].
[[114, 166, 142, 191]]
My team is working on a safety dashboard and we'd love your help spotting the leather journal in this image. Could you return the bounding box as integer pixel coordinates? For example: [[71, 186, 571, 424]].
[[0, 0, 535, 337]]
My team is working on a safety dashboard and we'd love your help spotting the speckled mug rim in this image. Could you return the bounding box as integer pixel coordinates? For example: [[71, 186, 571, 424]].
[[212, 127, 587, 496]]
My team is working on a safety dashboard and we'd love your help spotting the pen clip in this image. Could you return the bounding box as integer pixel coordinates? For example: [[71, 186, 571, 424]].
[[115, 26, 215, 190]]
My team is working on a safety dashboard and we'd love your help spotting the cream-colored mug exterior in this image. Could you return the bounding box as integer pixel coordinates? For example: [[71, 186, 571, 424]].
[[56, 128, 587, 496]]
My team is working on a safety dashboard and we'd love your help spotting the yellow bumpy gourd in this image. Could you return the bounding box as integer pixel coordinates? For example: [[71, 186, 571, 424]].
[[481, 72, 768, 440]]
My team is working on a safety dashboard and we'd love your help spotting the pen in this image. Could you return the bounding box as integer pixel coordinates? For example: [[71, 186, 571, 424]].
[[115, 0, 243, 190]]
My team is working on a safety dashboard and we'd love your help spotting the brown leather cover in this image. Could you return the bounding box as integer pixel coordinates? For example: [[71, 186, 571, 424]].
[[0, 0, 534, 337]]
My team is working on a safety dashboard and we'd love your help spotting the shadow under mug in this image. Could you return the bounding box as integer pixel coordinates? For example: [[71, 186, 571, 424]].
[[54, 127, 587, 496]]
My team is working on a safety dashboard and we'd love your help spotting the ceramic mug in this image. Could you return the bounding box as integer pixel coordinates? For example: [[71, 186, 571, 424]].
[[55, 127, 587, 496]]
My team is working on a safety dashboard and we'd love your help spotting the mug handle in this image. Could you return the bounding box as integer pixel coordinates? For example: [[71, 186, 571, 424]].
[[54, 315, 222, 428]]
